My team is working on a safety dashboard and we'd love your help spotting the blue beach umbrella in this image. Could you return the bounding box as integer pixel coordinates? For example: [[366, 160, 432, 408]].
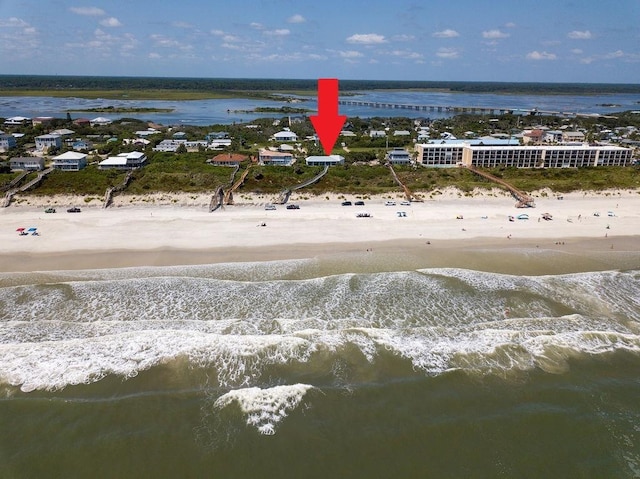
[[27, 227, 37, 232]]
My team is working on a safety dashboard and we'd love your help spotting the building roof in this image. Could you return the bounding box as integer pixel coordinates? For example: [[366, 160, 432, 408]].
[[306, 155, 344, 163], [259, 149, 293, 157], [53, 151, 87, 160], [51, 128, 75, 136], [210, 153, 248, 163], [100, 157, 128, 167]]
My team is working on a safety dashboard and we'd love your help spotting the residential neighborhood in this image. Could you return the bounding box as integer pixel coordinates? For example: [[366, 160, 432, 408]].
[[1, 108, 638, 201]]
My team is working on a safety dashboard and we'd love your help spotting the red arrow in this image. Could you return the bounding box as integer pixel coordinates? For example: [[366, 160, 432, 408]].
[[310, 78, 347, 155]]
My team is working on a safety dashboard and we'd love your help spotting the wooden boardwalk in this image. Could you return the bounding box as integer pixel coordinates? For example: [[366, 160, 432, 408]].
[[464, 165, 535, 208]]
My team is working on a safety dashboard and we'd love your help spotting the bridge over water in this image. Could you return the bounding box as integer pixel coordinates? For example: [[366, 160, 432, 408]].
[[338, 100, 615, 118]]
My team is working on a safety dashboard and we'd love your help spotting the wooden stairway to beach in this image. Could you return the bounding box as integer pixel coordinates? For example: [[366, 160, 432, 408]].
[[277, 165, 329, 204], [2, 167, 54, 207], [102, 170, 134, 209], [464, 165, 535, 208], [387, 163, 420, 202], [223, 165, 252, 205]]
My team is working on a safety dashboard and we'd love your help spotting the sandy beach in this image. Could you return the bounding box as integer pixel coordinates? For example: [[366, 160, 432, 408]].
[[2, 187, 639, 273]]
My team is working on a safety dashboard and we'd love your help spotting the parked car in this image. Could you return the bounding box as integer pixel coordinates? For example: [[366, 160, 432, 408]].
[[67, 207, 81, 213], [354, 201, 365, 206], [385, 201, 396, 206], [286, 204, 300, 210], [264, 204, 276, 210], [400, 201, 411, 206], [341, 201, 352, 206], [44, 207, 56, 213]]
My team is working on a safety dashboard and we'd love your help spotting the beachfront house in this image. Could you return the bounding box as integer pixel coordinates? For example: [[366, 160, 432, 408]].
[[258, 148, 294, 166], [305, 155, 345, 167], [0, 133, 17, 152], [208, 153, 248, 167], [386, 148, 412, 165], [52, 151, 88, 171], [369, 130, 386, 138], [35, 134, 62, 151], [9, 157, 44, 171], [98, 152, 147, 170]]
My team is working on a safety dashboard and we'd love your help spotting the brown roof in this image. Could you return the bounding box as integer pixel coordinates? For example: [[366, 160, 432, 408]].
[[210, 153, 248, 163]]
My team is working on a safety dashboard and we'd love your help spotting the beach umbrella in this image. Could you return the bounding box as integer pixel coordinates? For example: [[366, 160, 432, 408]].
[[27, 227, 37, 232], [16, 227, 25, 231]]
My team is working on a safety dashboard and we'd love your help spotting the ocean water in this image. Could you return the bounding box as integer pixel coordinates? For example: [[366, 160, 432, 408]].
[[1, 257, 639, 478], [1, 89, 639, 125]]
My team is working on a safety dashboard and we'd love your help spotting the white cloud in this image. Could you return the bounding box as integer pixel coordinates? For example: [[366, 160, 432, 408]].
[[0, 17, 30, 28], [149, 52, 161, 59], [150, 33, 192, 51], [69, 6, 105, 16], [505, 22, 517, 28], [571, 48, 583, 55], [264, 29, 290, 36], [250, 22, 264, 30], [346, 33, 387, 45], [605, 50, 625, 59], [526, 50, 557, 60], [390, 49, 424, 60], [338, 50, 363, 58], [100, 17, 122, 27], [211, 29, 224, 36], [482, 29, 510, 39], [433, 29, 459, 38], [287, 14, 306, 24], [567, 30, 592, 40], [436, 47, 460, 59]]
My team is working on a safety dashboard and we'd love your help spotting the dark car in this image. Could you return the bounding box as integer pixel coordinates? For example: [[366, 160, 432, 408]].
[[67, 207, 81, 213], [44, 207, 56, 213], [341, 201, 352, 206], [354, 201, 365, 206], [286, 204, 300, 210]]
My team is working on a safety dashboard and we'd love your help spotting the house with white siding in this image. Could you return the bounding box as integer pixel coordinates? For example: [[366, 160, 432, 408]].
[[35, 134, 62, 151], [271, 129, 298, 142], [99, 152, 147, 170], [258, 148, 294, 166], [305, 155, 344, 166], [386, 148, 412, 165], [52, 151, 87, 171]]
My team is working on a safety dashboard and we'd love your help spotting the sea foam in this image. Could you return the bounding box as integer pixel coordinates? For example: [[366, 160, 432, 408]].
[[214, 384, 316, 435]]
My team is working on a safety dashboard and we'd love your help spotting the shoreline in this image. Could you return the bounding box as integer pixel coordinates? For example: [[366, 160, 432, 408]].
[[2, 188, 639, 274], [4, 235, 639, 275]]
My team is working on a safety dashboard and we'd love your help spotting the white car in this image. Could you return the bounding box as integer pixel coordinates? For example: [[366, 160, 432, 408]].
[[264, 204, 276, 210], [400, 201, 411, 206], [385, 201, 396, 206]]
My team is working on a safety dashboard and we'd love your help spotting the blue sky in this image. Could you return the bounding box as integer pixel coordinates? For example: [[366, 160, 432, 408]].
[[1, 0, 639, 83]]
